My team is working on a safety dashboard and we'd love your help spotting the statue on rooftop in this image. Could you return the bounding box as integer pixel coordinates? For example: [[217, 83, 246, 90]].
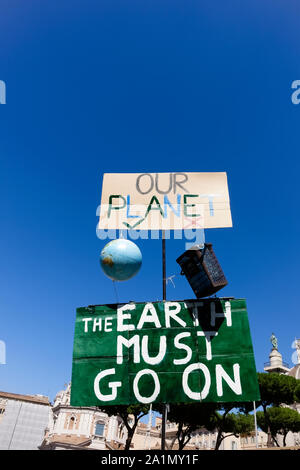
[[270, 333, 278, 350]]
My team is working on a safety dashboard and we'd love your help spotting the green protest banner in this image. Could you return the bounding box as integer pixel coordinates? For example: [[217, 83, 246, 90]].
[[70, 298, 260, 406]]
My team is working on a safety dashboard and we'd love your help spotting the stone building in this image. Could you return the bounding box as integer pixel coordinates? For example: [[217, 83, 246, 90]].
[[39, 335, 300, 451], [4, 334, 297, 450], [131, 335, 300, 450], [131, 416, 268, 450], [263, 346, 290, 374], [262, 336, 300, 447], [40, 384, 126, 450], [0, 391, 50, 450]]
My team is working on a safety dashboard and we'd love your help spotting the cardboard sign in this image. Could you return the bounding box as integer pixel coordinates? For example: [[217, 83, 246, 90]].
[[70, 299, 260, 406], [97, 172, 232, 230]]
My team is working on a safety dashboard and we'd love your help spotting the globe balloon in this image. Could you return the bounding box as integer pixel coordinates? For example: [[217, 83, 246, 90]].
[[100, 239, 142, 281]]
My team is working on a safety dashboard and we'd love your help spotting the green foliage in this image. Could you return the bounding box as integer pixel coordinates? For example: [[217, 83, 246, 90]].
[[158, 401, 254, 450], [256, 410, 268, 434], [206, 406, 254, 450], [257, 373, 298, 409], [233, 413, 255, 435], [98, 403, 149, 419], [166, 402, 216, 428], [97, 404, 149, 450], [155, 402, 217, 450], [257, 406, 300, 447], [256, 373, 300, 447], [294, 384, 300, 403]]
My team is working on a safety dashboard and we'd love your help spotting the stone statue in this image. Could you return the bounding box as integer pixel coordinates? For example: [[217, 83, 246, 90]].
[[270, 333, 278, 350], [295, 339, 300, 364]]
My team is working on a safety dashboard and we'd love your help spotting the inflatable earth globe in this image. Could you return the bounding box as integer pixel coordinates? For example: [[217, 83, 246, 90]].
[[100, 239, 142, 281]]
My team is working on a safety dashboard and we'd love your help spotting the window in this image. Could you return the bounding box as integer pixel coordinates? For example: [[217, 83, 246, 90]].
[[95, 422, 105, 436], [231, 441, 237, 450], [68, 415, 76, 430]]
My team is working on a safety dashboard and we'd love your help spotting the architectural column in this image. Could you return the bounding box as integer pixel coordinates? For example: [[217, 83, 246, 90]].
[[88, 411, 94, 437], [55, 410, 63, 434]]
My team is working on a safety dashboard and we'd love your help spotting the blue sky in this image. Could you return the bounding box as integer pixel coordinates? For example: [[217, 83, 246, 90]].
[[1, 0, 300, 402]]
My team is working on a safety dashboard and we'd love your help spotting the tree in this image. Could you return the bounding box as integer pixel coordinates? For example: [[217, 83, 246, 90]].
[[164, 402, 217, 450], [205, 406, 254, 450], [160, 401, 254, 451], [257, 407, 300, 447], [257, 373, 300, 446], [294, 384, 300, 403], [98, 404, 149, 450], [257, 409, 279, 446], [257, 373, 299, 408]]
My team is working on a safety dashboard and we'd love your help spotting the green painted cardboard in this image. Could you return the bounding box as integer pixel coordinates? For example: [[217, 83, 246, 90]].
[[71, 298, 260, 406]]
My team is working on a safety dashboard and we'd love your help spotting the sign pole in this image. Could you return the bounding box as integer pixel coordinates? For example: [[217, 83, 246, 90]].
[[253, 401, 258, 448], [161, 230, 167, 450], [162, 230, 166, 301], [144, 403, 153, 450]]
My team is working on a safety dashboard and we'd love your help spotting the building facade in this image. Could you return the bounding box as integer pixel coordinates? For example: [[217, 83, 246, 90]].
[[0, 391, 50, 450], [131, 337, 300, 450], [40, 384, 127, 450], [131, 416, 268, 450], [2, 336, 298, 450], [262, 337, 300, 447]]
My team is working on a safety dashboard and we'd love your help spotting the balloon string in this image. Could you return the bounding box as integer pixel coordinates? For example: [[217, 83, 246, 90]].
[[112, 280, 119, 303]]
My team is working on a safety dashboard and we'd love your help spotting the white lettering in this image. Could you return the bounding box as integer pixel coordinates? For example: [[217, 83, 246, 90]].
[[165, 302, 186, 328], [137, 303, 161, 330], [174, 332, 192, 365], [184, 301, 203, 327], [197, 331, 218, 360], [117, 335, 140, 364], [141, 335, 166, 365], [182, 363, 211, 400], [133, 369, 160, 404], [117, 304, 136, 332], [93, 318, 102, 332], [210, 301, 232, 327], [105, 317, 113, 332], [216, 363, 242, 396], [82, 317, 92, 332], [94, 368, 121, 401]]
